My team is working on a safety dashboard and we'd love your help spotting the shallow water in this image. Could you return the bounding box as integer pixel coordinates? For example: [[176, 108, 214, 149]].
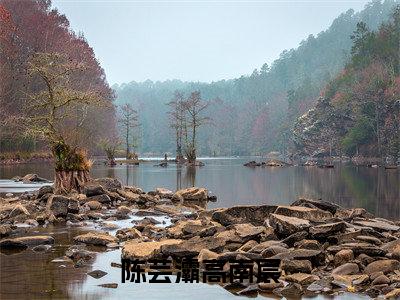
[[1, 157, 399, 219]]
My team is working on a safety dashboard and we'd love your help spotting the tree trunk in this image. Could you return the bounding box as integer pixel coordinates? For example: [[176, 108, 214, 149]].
[[54, 170, 90, 194]]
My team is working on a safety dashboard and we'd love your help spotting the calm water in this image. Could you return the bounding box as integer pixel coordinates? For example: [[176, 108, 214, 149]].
[[0, 157, 399, 219], [0, 158, 398, 299]]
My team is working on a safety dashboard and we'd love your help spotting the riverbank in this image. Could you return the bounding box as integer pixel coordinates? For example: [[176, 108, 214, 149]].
[[1, 177, 399, 299]]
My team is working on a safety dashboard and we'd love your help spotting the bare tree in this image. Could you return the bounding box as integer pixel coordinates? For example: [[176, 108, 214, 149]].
[[118, 103, 139, 159], [25, 52, 108, 193], [167, 91, 186, 162], [183, 91, 210, 163]]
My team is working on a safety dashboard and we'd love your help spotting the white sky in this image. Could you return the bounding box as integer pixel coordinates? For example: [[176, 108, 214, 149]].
[[52, 0, 370, 84]]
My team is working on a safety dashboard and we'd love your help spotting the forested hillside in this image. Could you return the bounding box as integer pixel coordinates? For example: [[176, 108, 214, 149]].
[[0, 0, 116, 155], [114, 0, 398, 156], [293, 6, 400, 159]]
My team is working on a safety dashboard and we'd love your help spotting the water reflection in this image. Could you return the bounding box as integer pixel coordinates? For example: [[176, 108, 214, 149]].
[[0, 158, 399, 219]]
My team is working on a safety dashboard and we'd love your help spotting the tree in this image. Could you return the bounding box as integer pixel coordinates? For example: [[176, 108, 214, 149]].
[[166, 91, 185, 162], [118, 103, 139, 159], [25, 52, 109, 193], [99, 136, 121, 166], [183, 91, 210, 163]]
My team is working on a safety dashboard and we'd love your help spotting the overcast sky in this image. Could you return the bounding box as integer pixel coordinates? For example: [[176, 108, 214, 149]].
[[52, 0, 370, 85]]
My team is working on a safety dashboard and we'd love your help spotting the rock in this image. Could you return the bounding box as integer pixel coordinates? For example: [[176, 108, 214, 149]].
[[244, 161, 261, 167], [0, 235, 54, 249], [248, 241, 285, 254], [37, 185, 54, 198], [8, 204, 30, 218], [88, 269, 108, 279], [93, 177, 122, 192], [167, 219, 222, 239], [372, 275, 390, 285], [74, 232, 118, 246], [285, 273, 320, 285], [46, 195, 69, 217], [365, 260, 400, 275], [268, 213, 310, 236], [309, 221, 346, 238], [294, 239, 321, 250], [355, 235, 382, 245], [307, 277, 333, 293], [98, 283, 118, 288], [85, 194, 111, 204], [334, 249, 354, 267], [21, 174, 50, 183], [161, 236, 226, 258], [32, 244, 52, 252], [212, 205, 277, 226], [85, 200, 102, 210], [282, 231, 308, 247], [332, 263, 359, 275], [291, 198, 340, 214], [117, 205, 131, 215], [238, 240, 258, 252], [67, 199, 79, 213], [230, 223, 265, 241], [82, 183, 106, 197], [155, 188, 173, 198], [274, 205, 332, 222], [116, 228, 142, 241], [335, 208, 374, 219], [281, 259, 312, 274], [258, 282, 283, 291], [5, 193, 13, 198], [65, 246, 94, 261], [270, 249, 325, 266], [0, 225, 13, 237], [116, 189, 140, 202], [237, 284, 259, 296], [260, 245, 289, 258], [327, 242, 386, 257], [385, 288, 400, 299], [276, 282, 303, 297], [353, 220, 400, 232], [198, 248, 218, 262], [172, 187, 208, 202], [122, 239, 182, 260]]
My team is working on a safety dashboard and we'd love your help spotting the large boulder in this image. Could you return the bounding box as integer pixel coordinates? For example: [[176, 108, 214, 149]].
[[74, 232, 118, 246], [274, 206, 332, 222], [172, 187, 208, 202], [212, 205, 277, 226], [122, 239, 182, 260], [0, 235, 54, 249], [268, 213, 310, 236]]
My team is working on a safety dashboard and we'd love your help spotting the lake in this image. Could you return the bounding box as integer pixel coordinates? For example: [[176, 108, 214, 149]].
[[1, 157, 399, 219]]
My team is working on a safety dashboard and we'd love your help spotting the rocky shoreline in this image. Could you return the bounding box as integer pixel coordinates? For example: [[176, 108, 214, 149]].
[[1, 177, 400, 299]]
